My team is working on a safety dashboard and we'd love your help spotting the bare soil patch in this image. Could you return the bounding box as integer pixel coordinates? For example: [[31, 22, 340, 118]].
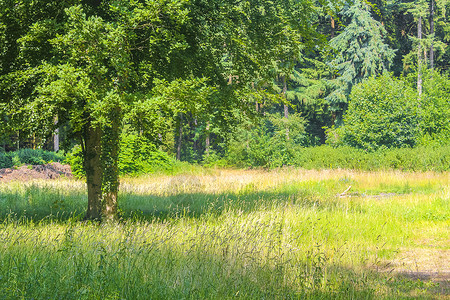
[[0, 163, 73, 182], [383, 248, 450, 297]]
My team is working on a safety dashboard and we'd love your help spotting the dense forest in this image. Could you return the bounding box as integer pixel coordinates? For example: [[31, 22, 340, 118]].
[[1, 0, 449, 219]]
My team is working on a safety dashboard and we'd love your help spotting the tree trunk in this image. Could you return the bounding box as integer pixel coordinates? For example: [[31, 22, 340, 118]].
[[176, 113, 183, 161], [193, 118, 198, 154], [84, 126, 103, 221], [205, 121, 210, 157], [331, 16, 335, 38], [101, 116, 120, 222], [282, 75, 289, 140], [430, 0, 434, 69], [53, 116, 59, 152], [417, 16, 423, 98]]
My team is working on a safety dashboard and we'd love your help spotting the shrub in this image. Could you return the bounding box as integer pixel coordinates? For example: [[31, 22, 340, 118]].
[[118, 133, 174, 175], [0, 149, 65, 169], [292, 145, 449, 171], [0, 153, 13, 169], [419, 71, 450, 145], [67, 132, 175, 178], [65, 145, 85, 179], [226, 113, 307, 168], [330, 74, 420, 150]]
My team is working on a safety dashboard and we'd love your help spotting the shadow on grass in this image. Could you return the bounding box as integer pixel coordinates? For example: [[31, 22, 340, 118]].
[[0, 184, 340, 223]]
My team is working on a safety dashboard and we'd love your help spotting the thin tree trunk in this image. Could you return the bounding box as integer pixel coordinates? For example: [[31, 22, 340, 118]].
[[430, 0, 435, 69], [205, 121, 210, 157], [84, 126, 103, 221], [53, 115, 59, 152], [417, 16, 423, 98], [284, 105, 289, 119], [282, 75, 289, 140], [331, 16, 335, 38], [251, 82, 258, 112], [177, 113, 183, 161], [193, 118, 198, 154]]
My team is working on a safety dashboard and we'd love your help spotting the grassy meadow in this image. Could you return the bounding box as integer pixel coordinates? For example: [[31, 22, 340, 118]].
[[0, 168, 448, 299]]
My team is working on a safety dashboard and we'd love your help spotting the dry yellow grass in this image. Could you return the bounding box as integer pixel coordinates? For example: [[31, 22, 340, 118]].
[[119, 168, 449, 195]]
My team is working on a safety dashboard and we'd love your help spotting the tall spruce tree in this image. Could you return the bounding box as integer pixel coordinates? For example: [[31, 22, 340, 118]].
[[326, 0, 395, 123]]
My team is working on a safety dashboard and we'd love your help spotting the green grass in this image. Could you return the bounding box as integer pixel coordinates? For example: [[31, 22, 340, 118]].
[[0, 169, 448, 299]]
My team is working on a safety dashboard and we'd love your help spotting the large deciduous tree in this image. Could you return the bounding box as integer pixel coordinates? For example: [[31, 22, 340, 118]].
[[27, 3, 191, 221], [0, 0, 316, 221]]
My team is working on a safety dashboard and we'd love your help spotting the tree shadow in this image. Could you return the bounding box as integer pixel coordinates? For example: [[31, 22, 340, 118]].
[[0, 184, 336, 223], [118, 188, 337, 222]]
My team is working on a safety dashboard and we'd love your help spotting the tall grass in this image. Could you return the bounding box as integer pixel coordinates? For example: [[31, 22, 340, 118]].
[[0, 169, 448, 299]]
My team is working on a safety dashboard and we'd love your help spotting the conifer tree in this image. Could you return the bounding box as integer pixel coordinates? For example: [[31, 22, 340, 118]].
[[402, 0, 448, 96], [326, 0, 395, 123]]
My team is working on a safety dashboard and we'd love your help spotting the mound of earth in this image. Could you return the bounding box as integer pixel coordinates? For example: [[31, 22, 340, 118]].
[[0, 163, 73, 182]]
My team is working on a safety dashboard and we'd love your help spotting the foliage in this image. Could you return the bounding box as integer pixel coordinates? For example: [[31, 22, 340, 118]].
[[0, 0, 322, 220], [328, 71, 450, 151], [326, 0, 396, 120], [118, 132, 174, 176], [0, 148, 65, 169], [223, 140, 449, 172], [330, 74, 420, 150], [67, 132, 175, 178], [226, 113, 307, 168], [294, 145, 450, 171], [419, 70, 450, 144], [64, 145, 85, 179]]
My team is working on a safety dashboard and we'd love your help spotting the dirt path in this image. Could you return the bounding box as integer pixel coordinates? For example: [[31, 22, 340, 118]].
[[386, 248, 450, 297]]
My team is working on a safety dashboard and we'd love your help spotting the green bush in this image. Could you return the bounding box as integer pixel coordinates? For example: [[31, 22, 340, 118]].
[[419, 71, 450, 145], [0, 153, 13, 169], [330, 74, 420, 150], [292, 145, 449, 171], [67, 132, 175, 178], [226, 113, 307, 168], [65, 145, 85, 179], [0, 149, 65, 169], [118, 133, 174, 175]]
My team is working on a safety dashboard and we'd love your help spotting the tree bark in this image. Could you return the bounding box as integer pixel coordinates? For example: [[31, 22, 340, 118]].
[[176, 113, 183, 161], [430, 0, 435, 69], [53, 115, 59, 152], [193, 118, 198, 154], [282, 75, 289, 140], [205, 121, 210, 157], [417, 16, 423, 98], [84, 125, 103, 221], [331, 16, 335, 39], [101, 116, 120, 222]]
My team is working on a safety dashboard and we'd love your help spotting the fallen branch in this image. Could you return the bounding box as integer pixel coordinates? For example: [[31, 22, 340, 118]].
[[338, 185, 352, 197]]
